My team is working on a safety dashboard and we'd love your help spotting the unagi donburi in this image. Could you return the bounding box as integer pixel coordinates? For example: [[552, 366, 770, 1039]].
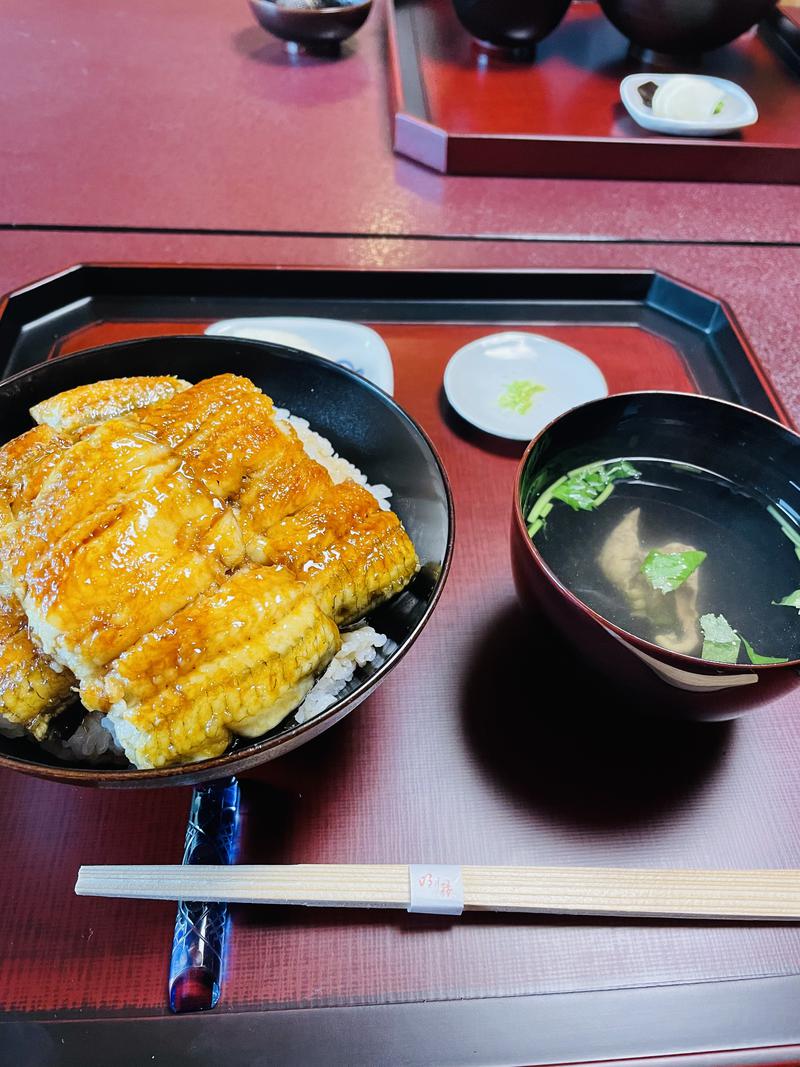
[[0, 374, 418, 769]]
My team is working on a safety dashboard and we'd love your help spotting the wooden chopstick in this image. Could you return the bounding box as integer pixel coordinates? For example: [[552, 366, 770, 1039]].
[[75, 865, 800, 920]]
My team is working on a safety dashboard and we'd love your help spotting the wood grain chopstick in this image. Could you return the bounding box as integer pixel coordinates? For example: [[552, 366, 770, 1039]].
[[75, 865, 800, 920]]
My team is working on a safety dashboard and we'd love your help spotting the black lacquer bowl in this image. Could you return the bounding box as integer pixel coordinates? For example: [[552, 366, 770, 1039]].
[[248, 0, 372, 52], [597, 0, 778, 58], [452, 0, 573, 55], [512, 391, 800, 722], [0, 336, 453, 787]]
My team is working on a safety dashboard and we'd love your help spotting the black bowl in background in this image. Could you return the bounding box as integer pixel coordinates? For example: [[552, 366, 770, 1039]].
[[248, 0, 372, 53], [597, 0, 778, 58], [452, 0, 573, 57], [0, 335, 453, 786], [512, 391, 800, 722]]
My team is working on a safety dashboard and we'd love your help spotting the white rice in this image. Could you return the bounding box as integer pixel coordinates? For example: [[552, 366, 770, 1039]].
[[295, 625, 388, 724], [0, 706, 125, 763], [98, 713, 143, 767], [7, 407, 391, 766], [40, 711, 126, 764]]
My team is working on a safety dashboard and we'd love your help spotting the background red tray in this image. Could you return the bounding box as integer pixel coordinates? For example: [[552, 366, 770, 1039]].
[[388, 0, 800, 181], [2, 265, 800, 1065]]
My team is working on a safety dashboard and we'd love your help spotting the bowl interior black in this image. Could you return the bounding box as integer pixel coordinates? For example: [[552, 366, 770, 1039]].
[[0, 335, 453, 783], [520, 391, 800, 529]]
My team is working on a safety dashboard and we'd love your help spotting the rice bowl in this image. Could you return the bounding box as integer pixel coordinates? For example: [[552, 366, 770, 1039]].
[[0, 334, 453, 787]]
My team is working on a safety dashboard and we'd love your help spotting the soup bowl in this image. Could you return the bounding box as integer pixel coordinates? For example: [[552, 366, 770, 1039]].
[[511, 391, 800, 721]]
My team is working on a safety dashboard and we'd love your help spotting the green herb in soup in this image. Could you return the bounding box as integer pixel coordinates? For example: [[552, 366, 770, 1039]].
[[641, 549, 706, 594], [528, 457, 800, 665], [551, 460, 641, 512], [773, 589, 800, 612], [527, 460, 640, 536], [741, 637, 788, 665], [768, 504, 800, 564], [700, 614, 786, 666], [699, 613, 740, 664]]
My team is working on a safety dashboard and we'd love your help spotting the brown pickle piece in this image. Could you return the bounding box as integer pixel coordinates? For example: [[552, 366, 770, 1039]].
[[638, 81, 658, 109]]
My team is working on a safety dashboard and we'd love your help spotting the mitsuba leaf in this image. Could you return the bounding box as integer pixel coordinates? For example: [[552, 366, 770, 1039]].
[[741, 637, 788, 665], [550, 460, 640, 513], [641, 549, 706, 594], [773, 589, 800, 612], [699, 613, 741, 664], [699, 614, 788, 666]]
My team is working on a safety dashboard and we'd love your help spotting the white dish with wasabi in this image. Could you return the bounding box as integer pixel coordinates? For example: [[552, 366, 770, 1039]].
[[620, 73, 758, 137], [443, 331, 608, 442]]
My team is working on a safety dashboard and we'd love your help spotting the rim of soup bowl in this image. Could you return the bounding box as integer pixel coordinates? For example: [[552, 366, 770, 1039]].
[[512, 389, 800, 674]]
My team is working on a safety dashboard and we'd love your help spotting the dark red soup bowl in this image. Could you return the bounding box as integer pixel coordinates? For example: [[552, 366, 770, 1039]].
[[511, 392, 800, 722]]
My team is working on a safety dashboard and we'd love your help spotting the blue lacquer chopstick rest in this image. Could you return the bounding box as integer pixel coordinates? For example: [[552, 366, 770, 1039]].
[[168, 777, 241, 1013]]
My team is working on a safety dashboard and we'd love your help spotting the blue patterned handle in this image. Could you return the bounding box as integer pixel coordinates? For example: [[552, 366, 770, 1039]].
[[168, 777, 240, 1013]]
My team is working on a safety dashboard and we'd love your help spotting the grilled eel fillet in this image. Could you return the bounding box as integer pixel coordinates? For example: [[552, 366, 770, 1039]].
[[30, 375, 191, 432], [129, 375, 418, 624], [0, 595, 72, 739], [6, 418, 244, 681], [131, 374, 334, 522], [94, 567, 340, 768], [0, 426, 77, 735], [256, 480, 420, 626], [1, 373, 418, 767], [0, 381, 190, 737]]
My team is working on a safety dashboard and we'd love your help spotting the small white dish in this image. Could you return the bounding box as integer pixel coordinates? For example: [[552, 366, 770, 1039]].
[[620, 73, 758, 137], [205, 317, 394, 395], [443, 331, 608, 442]]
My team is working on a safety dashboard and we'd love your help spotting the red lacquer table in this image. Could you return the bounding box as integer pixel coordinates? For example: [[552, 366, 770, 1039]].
[[2, 0, 800, 1061], [1, 240, 800, 1067], [1, 0, 800, 242]]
